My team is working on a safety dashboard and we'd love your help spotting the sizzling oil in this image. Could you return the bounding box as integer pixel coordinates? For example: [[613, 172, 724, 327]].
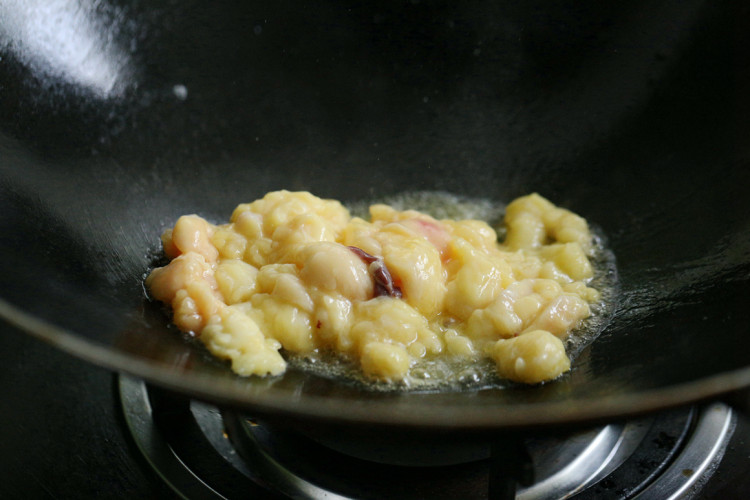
[[287, 191, 618, 392]]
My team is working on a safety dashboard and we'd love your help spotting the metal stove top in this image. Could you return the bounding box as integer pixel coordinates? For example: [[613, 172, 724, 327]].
[[2, 325, 749, 499]]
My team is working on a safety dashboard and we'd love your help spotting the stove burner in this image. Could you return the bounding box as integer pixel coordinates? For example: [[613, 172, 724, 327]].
[[118, 375, 734, 499]]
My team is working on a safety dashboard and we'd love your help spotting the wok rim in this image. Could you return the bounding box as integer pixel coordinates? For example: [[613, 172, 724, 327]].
[[3, 295, 747, 430]]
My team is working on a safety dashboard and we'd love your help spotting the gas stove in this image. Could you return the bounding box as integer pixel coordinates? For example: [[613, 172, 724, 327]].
[[2, 325, 749, 499]]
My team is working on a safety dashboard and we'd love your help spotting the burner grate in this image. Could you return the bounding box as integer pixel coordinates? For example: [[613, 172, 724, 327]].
[[119, 375, 733, 499]]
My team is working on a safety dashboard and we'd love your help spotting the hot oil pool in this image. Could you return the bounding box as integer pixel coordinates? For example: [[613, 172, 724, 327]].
[[146, 190, 619, 391], [271, 191, 617, 392]]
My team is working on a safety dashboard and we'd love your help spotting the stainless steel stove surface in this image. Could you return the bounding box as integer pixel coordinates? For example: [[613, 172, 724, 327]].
[[3, 324, 750, 500]]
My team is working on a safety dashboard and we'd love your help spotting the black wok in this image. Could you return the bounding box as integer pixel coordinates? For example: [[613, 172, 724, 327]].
[[1, 0, 749, 433]]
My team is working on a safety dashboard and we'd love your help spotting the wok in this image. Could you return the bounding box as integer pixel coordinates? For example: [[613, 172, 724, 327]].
[[1, 0, 749, 433]]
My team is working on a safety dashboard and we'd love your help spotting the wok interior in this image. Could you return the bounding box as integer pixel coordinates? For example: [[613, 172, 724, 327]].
[[1, 0, 749, 428]]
